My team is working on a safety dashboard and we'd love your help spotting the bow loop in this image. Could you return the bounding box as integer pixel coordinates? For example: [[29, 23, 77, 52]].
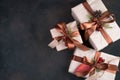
[[56, 22, 68, 36], [83, 56, 93, 65]]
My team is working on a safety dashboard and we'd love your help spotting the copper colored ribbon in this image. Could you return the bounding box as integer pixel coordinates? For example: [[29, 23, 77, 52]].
[[54, 22, 89, 51], [73, 52, 118, 77], [80, 2, 115, 44]]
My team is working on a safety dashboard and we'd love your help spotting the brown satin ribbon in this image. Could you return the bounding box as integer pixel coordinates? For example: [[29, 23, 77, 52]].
[[80, 1, 115, 44], [54, 22, 89, 51], [73, 52, 118, 77]]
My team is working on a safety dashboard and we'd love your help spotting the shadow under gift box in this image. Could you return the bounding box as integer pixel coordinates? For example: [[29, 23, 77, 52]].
[[48, 21, 83, 51], [71, 0, 120, 51], [68, 48, 120, 80]]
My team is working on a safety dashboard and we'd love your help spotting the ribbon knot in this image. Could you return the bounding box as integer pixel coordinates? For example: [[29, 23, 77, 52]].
[[91, 17, 103, 31]]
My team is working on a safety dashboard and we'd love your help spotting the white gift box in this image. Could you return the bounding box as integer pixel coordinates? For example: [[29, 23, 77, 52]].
[[68, 48, 120, 80], [71, 0, 120, 50], [48, 21, 83, 51]]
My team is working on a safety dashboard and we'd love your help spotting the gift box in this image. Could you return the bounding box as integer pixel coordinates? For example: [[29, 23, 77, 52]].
[[68, 48, 119, 80], [48, 21, 83, 51], [71, 0, 120, 50]]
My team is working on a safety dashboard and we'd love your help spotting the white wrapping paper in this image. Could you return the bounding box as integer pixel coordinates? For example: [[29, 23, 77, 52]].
[[68, 48, 120, 80], [71, 0, 120, 50], [48, 21, 83, 51]]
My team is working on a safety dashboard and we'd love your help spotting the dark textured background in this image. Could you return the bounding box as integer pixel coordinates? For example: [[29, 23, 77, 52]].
[[0, 0, 120, 80]]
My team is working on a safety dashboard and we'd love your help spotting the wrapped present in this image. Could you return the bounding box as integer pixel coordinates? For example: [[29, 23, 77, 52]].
[[71, 0, 120, 50], [68, 48, 119, 80], [48, 21, 88, 51]]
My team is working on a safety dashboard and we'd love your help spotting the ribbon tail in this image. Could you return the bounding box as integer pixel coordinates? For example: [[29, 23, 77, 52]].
[[70, 31, 80, 37], [48, 39, 59, 48], [84, 24, 97, 41], [89, 68, 95, 76], [66, 39, 75, 50], [72, 39, 90, 51], [100, 28, 113, 44]]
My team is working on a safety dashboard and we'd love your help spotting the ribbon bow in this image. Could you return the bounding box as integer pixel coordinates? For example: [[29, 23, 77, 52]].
[[80, 2, 116, 44], [73, 52, 119, 77], [55, 22, 79, 49], [50, 22, 89, 51]]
